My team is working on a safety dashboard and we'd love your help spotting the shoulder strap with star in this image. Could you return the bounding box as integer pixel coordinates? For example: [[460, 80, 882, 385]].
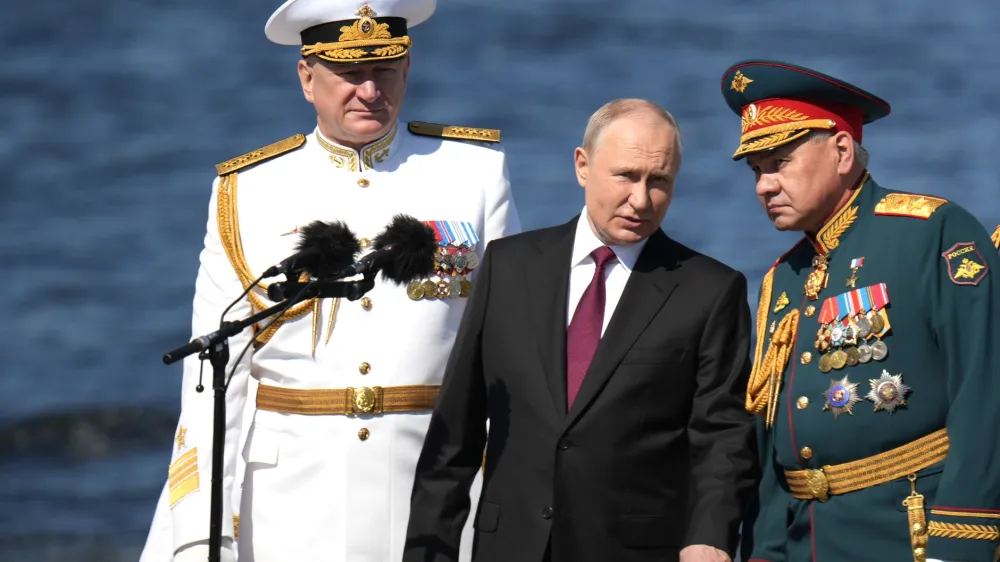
[[407, 121, 501, 143], [992, 225, 999, 249], [873, 192, 949, 220], [215, 133, 306, 176]]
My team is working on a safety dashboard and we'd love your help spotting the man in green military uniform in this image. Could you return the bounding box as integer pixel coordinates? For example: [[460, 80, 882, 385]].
[[721, 60, 1000, 562]]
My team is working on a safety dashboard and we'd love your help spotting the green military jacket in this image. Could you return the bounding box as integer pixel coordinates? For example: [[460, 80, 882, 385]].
[[744, 172, 1000, 562]]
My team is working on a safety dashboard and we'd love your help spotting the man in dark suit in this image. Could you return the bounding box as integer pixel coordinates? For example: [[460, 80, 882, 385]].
[[403, 98, 759, 562]]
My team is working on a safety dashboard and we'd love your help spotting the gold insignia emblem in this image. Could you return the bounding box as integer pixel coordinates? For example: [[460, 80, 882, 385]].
[[955, 258, 985, 280], [773, 291, 790, 313], [730, 70, 753, 93], [175, 426, 188, 451], [805, 254, 830, 300], [339, 4, 390, 42]]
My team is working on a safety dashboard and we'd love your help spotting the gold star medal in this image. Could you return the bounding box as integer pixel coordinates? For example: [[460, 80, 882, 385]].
[[822, 376, 861, 418], [867, 370, 910, 414]]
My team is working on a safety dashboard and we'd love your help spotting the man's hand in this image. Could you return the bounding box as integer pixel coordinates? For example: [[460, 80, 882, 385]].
[[679, 544, 731, 562]]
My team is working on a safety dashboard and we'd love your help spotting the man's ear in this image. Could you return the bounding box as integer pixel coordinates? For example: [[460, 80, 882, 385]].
[[834, 131, 855, 175], [574, 147, 589, 189], [298, 58, 315, 104]]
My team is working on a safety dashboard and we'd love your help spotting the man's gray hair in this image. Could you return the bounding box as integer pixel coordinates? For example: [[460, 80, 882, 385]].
[[808, 129, 869, 169], [581, 98, 683, 158]]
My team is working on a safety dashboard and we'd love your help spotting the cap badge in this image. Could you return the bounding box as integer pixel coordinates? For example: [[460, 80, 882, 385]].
[[340, 4, 390, 41], [730, 70, 753, 93]]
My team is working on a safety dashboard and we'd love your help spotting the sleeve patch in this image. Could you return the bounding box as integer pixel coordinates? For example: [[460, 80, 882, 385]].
[[168, 447, 200, 507], [874, 193, 948, 219], [942, 242, 989, 286], [927, 521, 999, 541]]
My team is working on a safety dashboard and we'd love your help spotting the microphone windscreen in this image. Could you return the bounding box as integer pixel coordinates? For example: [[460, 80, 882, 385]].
[[295, 220, 361, 279], [373, 214, 438, 285]]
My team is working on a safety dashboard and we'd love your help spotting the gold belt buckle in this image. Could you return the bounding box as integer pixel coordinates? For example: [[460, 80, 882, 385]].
[[806, 468, 831, 502], [348, 386, 380, 415]]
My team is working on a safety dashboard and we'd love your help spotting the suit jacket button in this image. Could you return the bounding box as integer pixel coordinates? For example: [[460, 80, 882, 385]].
[[557, 439, 571, 450], [541, 507, 553, 519]]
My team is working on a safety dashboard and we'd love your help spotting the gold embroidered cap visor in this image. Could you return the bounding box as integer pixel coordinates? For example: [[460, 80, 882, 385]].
[[719, 60, 891, 160], [265, 0, 436, 64]]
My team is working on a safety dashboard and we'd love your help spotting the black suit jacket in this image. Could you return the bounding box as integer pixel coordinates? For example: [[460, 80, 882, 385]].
[[404, 218, 759, 562]]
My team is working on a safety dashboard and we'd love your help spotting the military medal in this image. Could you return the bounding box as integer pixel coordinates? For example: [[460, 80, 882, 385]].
[[448, 276, 461, 299], [830, 349, 848, 370], [869, 312, 885, 335], [453, 252, 468, 271], [857, 342, 873, 363], [406, 280, 424, 300], [846, 257, 864, 287], [843, 324, 857, 346], [845, 346, 861, 367], [822, 375, 861, 418], [830, 325, 845, 347], [459, 278, 472, 298], [815, 324, 831, 352], [855, 314, 871, 338], [436, 278, 451, 299], [465, 249, 480, 270], [804, 254, 830, 300], [818, 353, 833, 373], [421, 279, 437, 300], [866, 370, 910, 414], [871, 339, 888, 361]]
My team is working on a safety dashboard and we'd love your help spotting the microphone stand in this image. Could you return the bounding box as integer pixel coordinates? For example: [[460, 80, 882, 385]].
[[160, 275, 376, 562]]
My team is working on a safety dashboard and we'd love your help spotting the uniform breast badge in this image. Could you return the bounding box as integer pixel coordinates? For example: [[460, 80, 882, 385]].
[[407, 220, 480, 300], [773, 291, 790, 313], [805, 254, 830, 300], [942, 242, 989, 286], [822, 375, 861, 418], [866, 370, 910, 414]]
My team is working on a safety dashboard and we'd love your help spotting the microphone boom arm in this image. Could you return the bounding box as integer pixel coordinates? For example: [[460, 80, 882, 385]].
[[159, 276, 376, 562]]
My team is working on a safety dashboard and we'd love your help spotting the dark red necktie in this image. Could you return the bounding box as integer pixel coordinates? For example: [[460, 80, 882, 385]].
[[566, 246, 617, 409]]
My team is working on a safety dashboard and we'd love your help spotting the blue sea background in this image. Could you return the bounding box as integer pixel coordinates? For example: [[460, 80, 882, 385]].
[[2, 0, 998, 559]]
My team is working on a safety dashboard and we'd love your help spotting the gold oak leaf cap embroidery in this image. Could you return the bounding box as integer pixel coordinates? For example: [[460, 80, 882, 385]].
[[718, 60, 891, 160], [265, 0, 437, 64]]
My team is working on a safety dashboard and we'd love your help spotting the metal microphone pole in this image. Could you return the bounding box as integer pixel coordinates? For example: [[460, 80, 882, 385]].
[[161, 277, 375, 562]]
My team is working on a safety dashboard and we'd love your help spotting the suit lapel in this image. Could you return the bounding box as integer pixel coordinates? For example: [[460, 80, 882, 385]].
[[562, 230, 680, 431], [524, 218, 577, 420]]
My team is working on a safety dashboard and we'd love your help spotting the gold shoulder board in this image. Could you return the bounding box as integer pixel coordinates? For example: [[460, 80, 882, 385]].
[[991, 225, 999, 249], [215, 133, 306, 176], [874, 193, 948, 220], [408, 121, 501, 143]]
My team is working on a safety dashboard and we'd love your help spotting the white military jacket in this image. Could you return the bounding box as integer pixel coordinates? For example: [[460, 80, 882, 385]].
[[165, 121, 520, 562]]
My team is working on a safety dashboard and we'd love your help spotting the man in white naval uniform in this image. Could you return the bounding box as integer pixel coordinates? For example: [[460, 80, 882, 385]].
[[141, 0, 522, 560]]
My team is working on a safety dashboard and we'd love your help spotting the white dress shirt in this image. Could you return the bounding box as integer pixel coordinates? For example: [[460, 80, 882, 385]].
[[566, 208, 650, 336]]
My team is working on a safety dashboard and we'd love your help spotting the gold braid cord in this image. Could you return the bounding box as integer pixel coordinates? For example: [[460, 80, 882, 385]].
[[746, 268, 774, 414], [746, 281, 800, 430], [217, 173, 315, 346], [992, 225, 1000, 249]]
